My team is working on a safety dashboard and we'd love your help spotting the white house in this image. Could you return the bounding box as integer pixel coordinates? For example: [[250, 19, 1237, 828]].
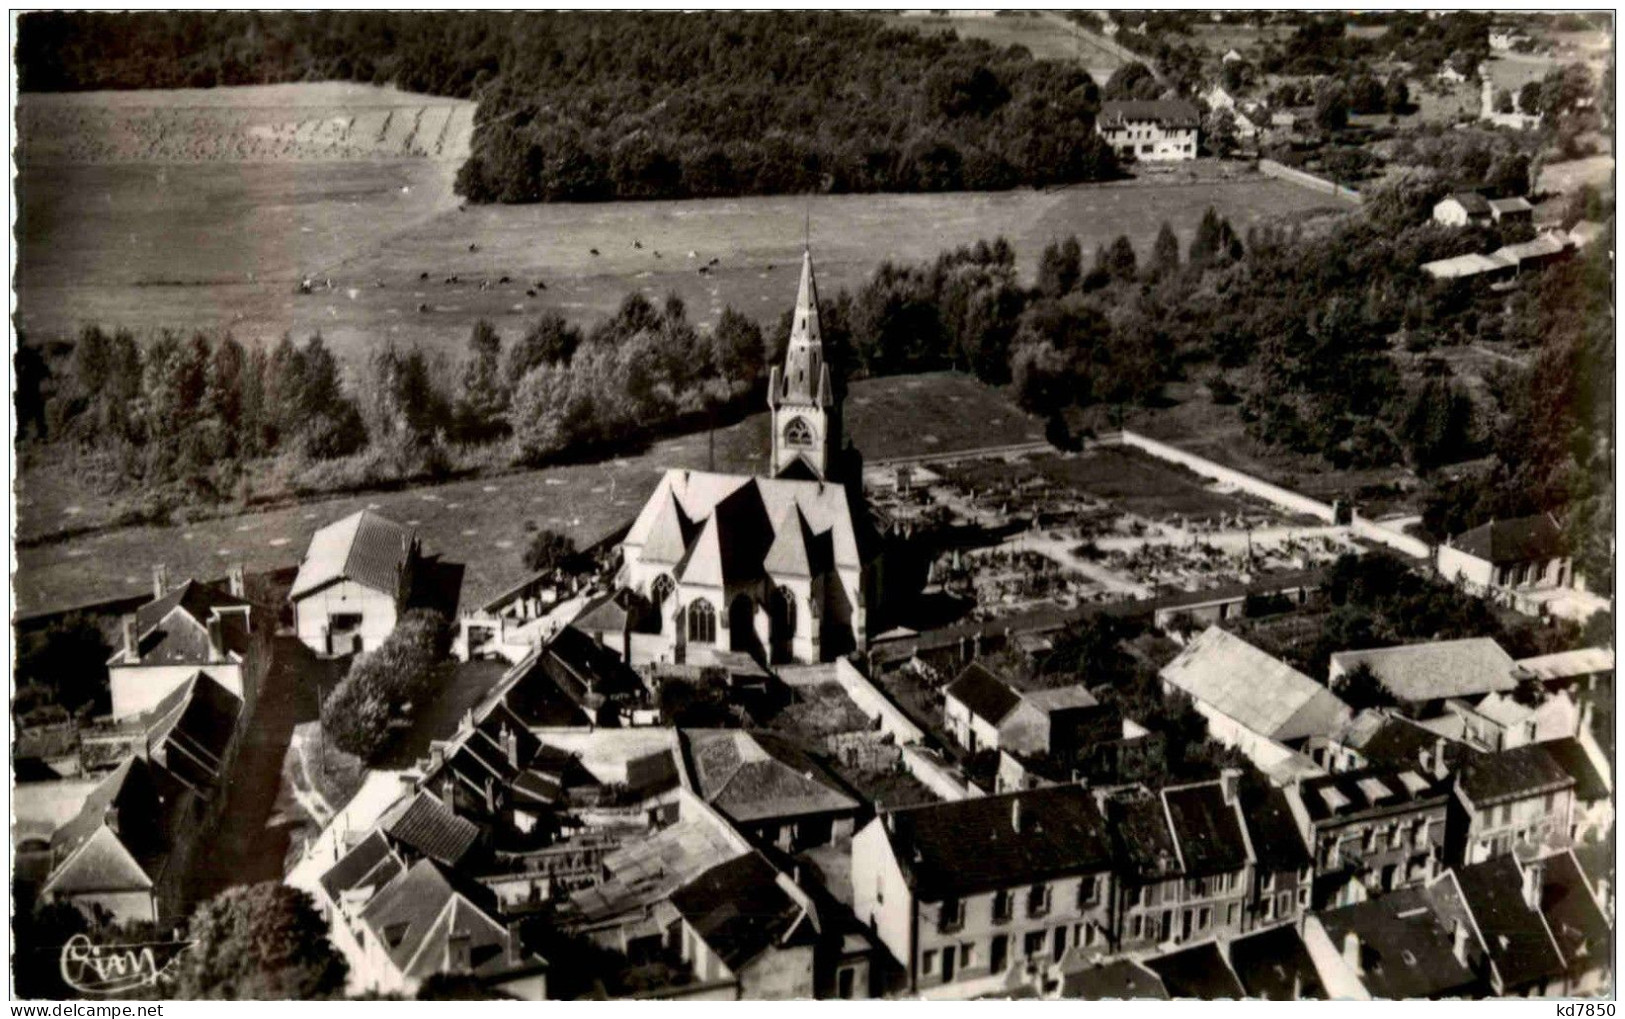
[[1432, 191, 1494, 227], [291, 510, 420, 657], [106, 569, 269, 720], [1437, 513, 1578, 600], [1096, 100, 1202, 162]]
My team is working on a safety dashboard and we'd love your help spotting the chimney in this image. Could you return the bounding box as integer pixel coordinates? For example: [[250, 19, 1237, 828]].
[[1521, 863, 1541, 911], [1011, 797, 1024, 834], [207, 617, 225, 661], [442, 770, 457, 807], [152, 565, 169, 601], [123, 618, 140, 663], [429, 744, 445, 772], [1220, 767, 1241, 806], [104, 806, 120, 835], [1451, 920, 1470, 966], [1291, 971, 1303, 1001], [484, 776, 497, 815], [1579, 699, 1595, 738], [1342, 931, 1362, 974], [228, 564, 246, 599], [505, 922, 523, 965], [445, 930, 472, 973], [1428, 737, 1448, 779], [502, 725, 518, 769]]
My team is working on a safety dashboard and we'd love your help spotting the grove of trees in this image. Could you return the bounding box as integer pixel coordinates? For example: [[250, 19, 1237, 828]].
[[320, 609, 448, 761]]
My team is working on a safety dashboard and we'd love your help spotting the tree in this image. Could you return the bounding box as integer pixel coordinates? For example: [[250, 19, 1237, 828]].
[[1331, 661, 1397, 712], [1103, 61, 1159, 100], [1188, 206, 1225, 269], [1384, 74, 1411, 113], [1493, 88, 1514, 114], [1105, 234, 1138, 281], [1517, 80, 1543, 116], [455, 319, 508, 442], [1487, 152, 1530, 198], [1150, 221, 1181, 279], [16, 614, 112, 719], [1313, 80, 1349, 131], [523, 528, 580, 574], [508, 311, 582, 378], [1036, 236, 1082, 297], [170, 883, 347, 999], [321, 609, 447, 761], [708, 306, 765, 388]]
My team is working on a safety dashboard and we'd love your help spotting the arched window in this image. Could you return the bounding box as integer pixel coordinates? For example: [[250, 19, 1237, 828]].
[[772, 585, 796, 639], [784, 416, 814, 448], [687, 599, 716, 644], [650, 574, 675, 606]]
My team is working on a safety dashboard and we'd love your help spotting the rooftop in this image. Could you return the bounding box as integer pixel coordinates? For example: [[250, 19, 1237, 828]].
[[1229, 924, 1325, 1000], [290, 509, 416, 600], [1457, 742, 1575, 807], [1330, 638, 1517, 704], [1515, 647, 1614, 681], [1239, 783, 1312, 873], [1539, 737, 1609, 803], [1447, 857, 1567, 989], [1300, 766, 1450, 823], [944, 662, 1021, 725], [1142, 941, 1246, 999], [378, 789, 482, 867], [119, 578, 255, 666], [1316, 888, 1478, 999], [1099, 99, 1203, 128], [669, 853, 809, 971], [1448, 513, 1566, 566], [1161, 627, 1352, 742], [1058, 955, 1168, 1000], [884, 785, 1114, 900], [1537, 850, 1611, 979], [683, 729, 860, 824], [1163, 781, 1250, 878], [1445, 191, 1493, 215]]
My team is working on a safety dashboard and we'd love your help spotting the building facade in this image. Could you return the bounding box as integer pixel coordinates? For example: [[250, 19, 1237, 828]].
[[1096, 100, 1202, 161]]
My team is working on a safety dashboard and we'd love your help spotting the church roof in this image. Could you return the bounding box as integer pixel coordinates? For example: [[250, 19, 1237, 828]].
[[789, 249, 822, 353], [625, 469, 868, 585], [641, 491, 697, 566]]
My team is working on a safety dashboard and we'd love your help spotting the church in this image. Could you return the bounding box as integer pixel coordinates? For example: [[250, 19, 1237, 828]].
[[602, 249, 888, 666]]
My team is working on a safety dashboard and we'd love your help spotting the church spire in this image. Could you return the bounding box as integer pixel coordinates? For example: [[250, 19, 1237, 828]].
[[788, 247, 822, 353], [768, 243, 843, 480]]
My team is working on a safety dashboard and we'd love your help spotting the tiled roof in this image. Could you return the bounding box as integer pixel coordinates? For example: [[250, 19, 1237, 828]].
[[1515, 647, 1614, 681], [1457, 743, 1574, 806], [1240, 784, 1312, 873], [1538, 850, 1611, 979], [360, 858, 529, 981], [1450, 857, 1567, 989], [139, 671, 242, 789], [1539, 738, 1609, 802], [1161, 627, 1351, 742], [884, 785, 1114, 900], [1099, 99, 1203, 128], [1331, 638, 1517, 704], [945, 662, 1021, 726], [1058, 955, 1168, 1000], [1570, 839, 1612, 891], [1162, 782, 1249, 877], [45, 757, 183, 898], [1300, 766, 1450, 822], [290, 509, 415, 600], [1317, 889, 1478, 998], [1022, 685, 1099, 713], [669, 854, 807, 971], [1353, 713, 1476, 774], [123, 579, 255, 665], [319, 830, 404, 904], [541, 625, 647, 701], [1106, 789, 1182, 880], [1449, 513, 1566, 565], [1445, 191, 1493, 215], [1489, 197, 1533, 214], [684, 730, 860, 824], [1142, 941, 1246, 999], [1229, 924, 1325, 999], [379, 789, 481, 867]]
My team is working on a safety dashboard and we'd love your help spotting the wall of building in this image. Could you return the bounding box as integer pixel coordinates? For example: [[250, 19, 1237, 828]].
[[834, 658, 925, 744], [1300, 917, 1374, 1000], [1311, 802, 1447, 906], [738, 943, 817, 1000], [109, 662, 245, 720], [1465, 788, 1574, 863], [900, 746, 973, 802], [850, 818, 913, 977], [295, 580, 399, 656]]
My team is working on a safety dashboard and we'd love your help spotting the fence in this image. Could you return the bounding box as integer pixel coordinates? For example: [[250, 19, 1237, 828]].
[[834, 658, 927, 745], [900, 745, 972, 802], [1350, 513, 1432, 561], [1259, 158, 1363, 203]]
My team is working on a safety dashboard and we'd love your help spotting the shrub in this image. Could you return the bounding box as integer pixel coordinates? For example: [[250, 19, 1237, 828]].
[[319, 609, 448, 762]]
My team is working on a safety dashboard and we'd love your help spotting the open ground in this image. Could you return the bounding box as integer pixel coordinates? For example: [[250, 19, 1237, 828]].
[[876, 11, 1127, 83], [15, 82, 1351, 367]]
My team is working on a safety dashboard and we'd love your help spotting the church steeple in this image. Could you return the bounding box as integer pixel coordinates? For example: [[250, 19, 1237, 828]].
[[768, 247, 842, 479]]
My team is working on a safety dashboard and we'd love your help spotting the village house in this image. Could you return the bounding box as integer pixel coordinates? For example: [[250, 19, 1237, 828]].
[[1534, 849, 1614, 996], [1304, 887, 1480, 998], [1101, 772, 1255, 953], [1539, 734, 1612, 846], [1437, 512, 1577, 597], [1227, 924, 1326, 999], [1141, 940, 1247, 998], [1096, 100, 1202, 162], [942, 661, 1117, 759], [1160, 626, 1352, 778], [614, 253, 891, 667], [1445, 688, 1580, 751], [680, 729, 863, 852], [1294, 764, 1452, 909], [1238, 782, 1314, 931], [1432, 191, 1495, 227], [1451, 741, 1577, 865], [490, 625, 650, 727], [851, 786, 1116, 998], [291, 509, 421, 657], [1515, 647, 1613, 706], [1328, 637, 1518, 717], [1427, 856, 1566, 997], [1055, 955, 1168, 1000], [1489, 195, 1535, 225], [1306, 709, 1476, 775], [669, 852, 825, 999], [107, 568, 269, 720], [1488, 27, 1531, 51]]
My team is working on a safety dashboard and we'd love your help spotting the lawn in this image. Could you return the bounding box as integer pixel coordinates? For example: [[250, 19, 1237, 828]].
[[876, 11, 1126, 82], [15, 372, 1040, 615], [16, 84, 1351, 366]]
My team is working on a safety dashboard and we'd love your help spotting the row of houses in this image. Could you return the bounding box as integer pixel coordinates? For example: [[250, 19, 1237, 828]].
[[1422, 222, 1605, 282]]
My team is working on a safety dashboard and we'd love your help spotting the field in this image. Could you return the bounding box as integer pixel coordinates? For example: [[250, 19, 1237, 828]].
[[14, 82, 1352, 367], [877, 11, 1126, 83], [15, 372, 1043, 615]]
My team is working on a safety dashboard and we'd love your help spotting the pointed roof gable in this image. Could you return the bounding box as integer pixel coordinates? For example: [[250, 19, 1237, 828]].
[[379, 789, 481, 867], [291, 509, 416, 600], [140, 671, 243, 790], [763, 506, 815, 578], [789, 249, 823, 352], [683, 730, 860, 824], [641, 491, 696, 566], [360, 858, 518, 980], [42, 824, 153, 898], [674, 514, 725, 587]]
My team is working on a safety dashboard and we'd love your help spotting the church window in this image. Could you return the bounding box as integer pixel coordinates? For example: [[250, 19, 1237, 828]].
[[651, 574, 675, 606], [687, 599, 716, 644], [773, 585, 796, 637], [784, 416, 815, 448]]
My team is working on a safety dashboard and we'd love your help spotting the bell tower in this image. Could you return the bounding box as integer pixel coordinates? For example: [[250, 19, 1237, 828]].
[[768, 248, 841, 480]]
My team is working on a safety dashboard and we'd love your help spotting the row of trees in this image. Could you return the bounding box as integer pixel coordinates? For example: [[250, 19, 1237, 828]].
[[19, 11, 1122, 202], [320, 609, 447, 761]]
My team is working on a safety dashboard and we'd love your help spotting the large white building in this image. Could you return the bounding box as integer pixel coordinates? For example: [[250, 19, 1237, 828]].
[[611, 250, 887, 666], [290, 509, 420, 657], [1096, 100, 1202, 162]]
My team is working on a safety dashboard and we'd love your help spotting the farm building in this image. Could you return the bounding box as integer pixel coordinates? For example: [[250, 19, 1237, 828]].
[[1328, 638, 1518, 714], [1437, 512, 1577, 597], [943, 661, 1118, 759], [291, 509, 421, 657], [1160, 626, 1353, 750], [1096, 100, 1201, 162]]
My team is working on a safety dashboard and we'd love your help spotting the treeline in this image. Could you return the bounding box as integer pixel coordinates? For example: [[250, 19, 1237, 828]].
[[17, 11, 1121, 202]]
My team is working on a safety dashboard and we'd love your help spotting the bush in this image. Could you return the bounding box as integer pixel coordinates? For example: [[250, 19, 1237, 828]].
[[319, 609, 448, 762]]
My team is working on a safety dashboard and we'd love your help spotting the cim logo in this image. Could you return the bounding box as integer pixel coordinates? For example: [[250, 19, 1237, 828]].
[[59, 933, 192, 997]]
